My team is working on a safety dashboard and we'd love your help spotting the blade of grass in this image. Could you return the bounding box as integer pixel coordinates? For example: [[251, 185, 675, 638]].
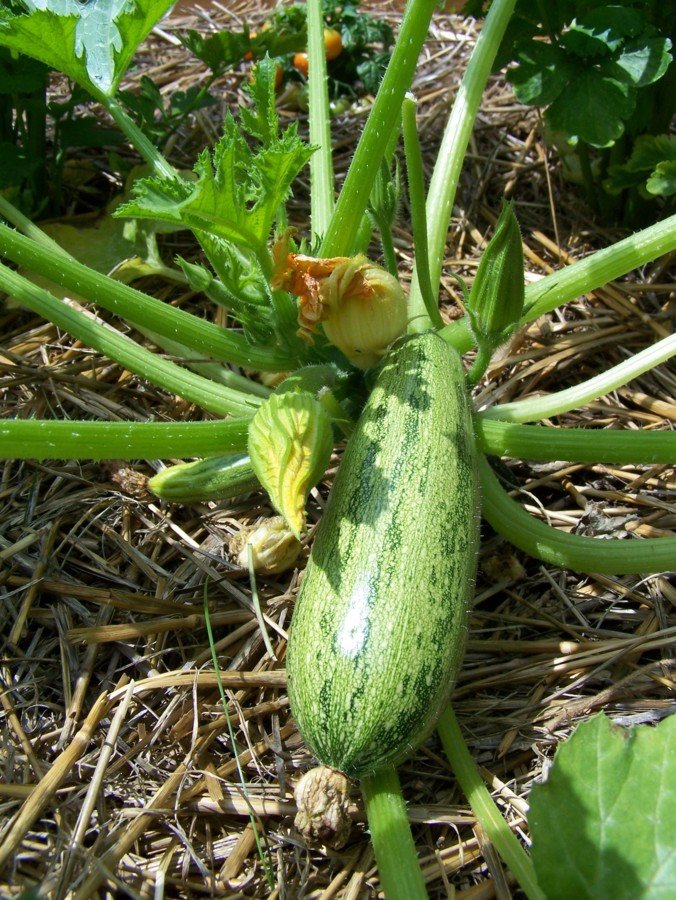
[[203, 583, 275, 890]]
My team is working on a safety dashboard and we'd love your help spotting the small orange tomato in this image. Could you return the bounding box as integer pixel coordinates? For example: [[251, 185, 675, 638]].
[[243, 30, 257, 61], [323, 28, 342, 61], [293, 52, 309, 77]]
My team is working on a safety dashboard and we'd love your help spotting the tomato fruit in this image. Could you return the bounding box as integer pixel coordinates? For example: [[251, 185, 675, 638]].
[[323, 28, 342, 61], [293, 52, 309, 77]]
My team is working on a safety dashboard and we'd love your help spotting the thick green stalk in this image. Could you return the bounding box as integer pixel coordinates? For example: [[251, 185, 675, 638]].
[[320, 0, 438, 258], [0, 263, 259, 418], [437, 707, 544, 900], [360, 766, 427, 900], [0, 195, 66, 254], [0, 419, 250, 461], [476, 418, 676, 465], [408, 0, 517, 331], [0, 223, 295, 372], [480, 455, 676, 574], [441, 214, 676, 354], [307, 0, 334, 238], [135, 328, 271, 400], [482, 333, 676, 422], [402, 95, 443, 329], [103, 94, 177, 181]]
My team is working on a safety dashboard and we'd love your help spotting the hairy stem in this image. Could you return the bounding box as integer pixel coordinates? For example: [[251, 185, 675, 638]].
[[0, 419, 250, 461], [482, 333, 676, 422], [441, 214, 676, 354], [408, 0, 517, 331], [480, 455, 676, 574], [0, 222, 295, 372], [438, 707, 544, 900], [0, 263, 259, 418], [320, 0, 438, 258], [360, 766, 427, 900], [476, 418, 676, 465], [402, 94, 442, 329], [103, 94, 177, 181], [307, 0, 334, 238]]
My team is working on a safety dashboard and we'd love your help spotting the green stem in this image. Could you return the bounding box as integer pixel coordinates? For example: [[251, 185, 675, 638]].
[[0, 263, 259, 418], [408, 0, 517, 332], [307, 0, 334, 239], [0, 194, 68, 255], [0, 222, 295, 372], [135, 327, 271, 399], [437, 707, 544, 900], [0, 419, 250, 461], [103, 94, 177, 181], [375, 211, 399, 277], [479, 455, 676, 574], [466, 345, 493, 387], [441, 214, 676, 354], [402, 95, 443, 330], [360, 766, 427, 900], [320, 0, 439, 258], [482, 333, 676, 422], [476, 417, 676, 465]]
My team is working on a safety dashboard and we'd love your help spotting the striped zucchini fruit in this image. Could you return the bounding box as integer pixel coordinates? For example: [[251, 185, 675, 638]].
[[287, 332, 479, 778]]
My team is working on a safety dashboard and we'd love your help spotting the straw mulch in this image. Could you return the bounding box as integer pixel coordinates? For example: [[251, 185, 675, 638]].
[[1, 2, 674, 897]]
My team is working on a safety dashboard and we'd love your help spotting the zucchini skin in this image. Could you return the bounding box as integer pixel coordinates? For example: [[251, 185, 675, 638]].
[[148, 454, 259, 502], [287, 332, 479, 778]]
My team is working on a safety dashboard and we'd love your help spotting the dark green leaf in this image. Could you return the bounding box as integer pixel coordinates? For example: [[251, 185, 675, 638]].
[[604, 36, 673, 88], [509, 43, 572, 106], [58, 116, 125, 149], [561, 6, 648, 58], [529, 713, 676, 900], [546, 71, 635, 147], [0, 47, 48, 93], [0, 141, 40, 188]]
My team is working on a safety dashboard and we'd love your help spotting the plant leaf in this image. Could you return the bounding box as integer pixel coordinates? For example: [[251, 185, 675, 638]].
[[546, 70, 635, 147], [603, 36, 673, 88], [509, 42, 573, 107], [529, 713, 676, 899], [0, 0, 175, 96], [646, 160, 676, 197]]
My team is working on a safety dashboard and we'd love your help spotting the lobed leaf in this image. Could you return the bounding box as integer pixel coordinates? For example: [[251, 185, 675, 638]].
[[0, 0, 175, 96], [529, 713, 676, 899]]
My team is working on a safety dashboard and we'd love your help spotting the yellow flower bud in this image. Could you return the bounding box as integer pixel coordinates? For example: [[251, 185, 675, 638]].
[[248, 390, 333, 537], [230, 516, 302, 575]]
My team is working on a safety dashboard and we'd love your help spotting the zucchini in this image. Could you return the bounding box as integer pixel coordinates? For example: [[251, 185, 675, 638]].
[[287, 332, 479, 778], [148, 453, 259, 503]]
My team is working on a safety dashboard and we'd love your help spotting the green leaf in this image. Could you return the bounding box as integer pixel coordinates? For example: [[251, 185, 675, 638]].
[[529, 713, 676, 900], [546, 70, 635, 147], [604, 134, 676, 195], [509, 43, 573, 107], [647, 160, 676, 197], [118, 113, 313, 256], [604, 36, 673, 88], [561, 6, 648, 58], [0, 0, 175, 97]]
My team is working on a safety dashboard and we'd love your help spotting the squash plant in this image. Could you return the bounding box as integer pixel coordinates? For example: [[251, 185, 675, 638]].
[[0, 0, 675, 896]]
